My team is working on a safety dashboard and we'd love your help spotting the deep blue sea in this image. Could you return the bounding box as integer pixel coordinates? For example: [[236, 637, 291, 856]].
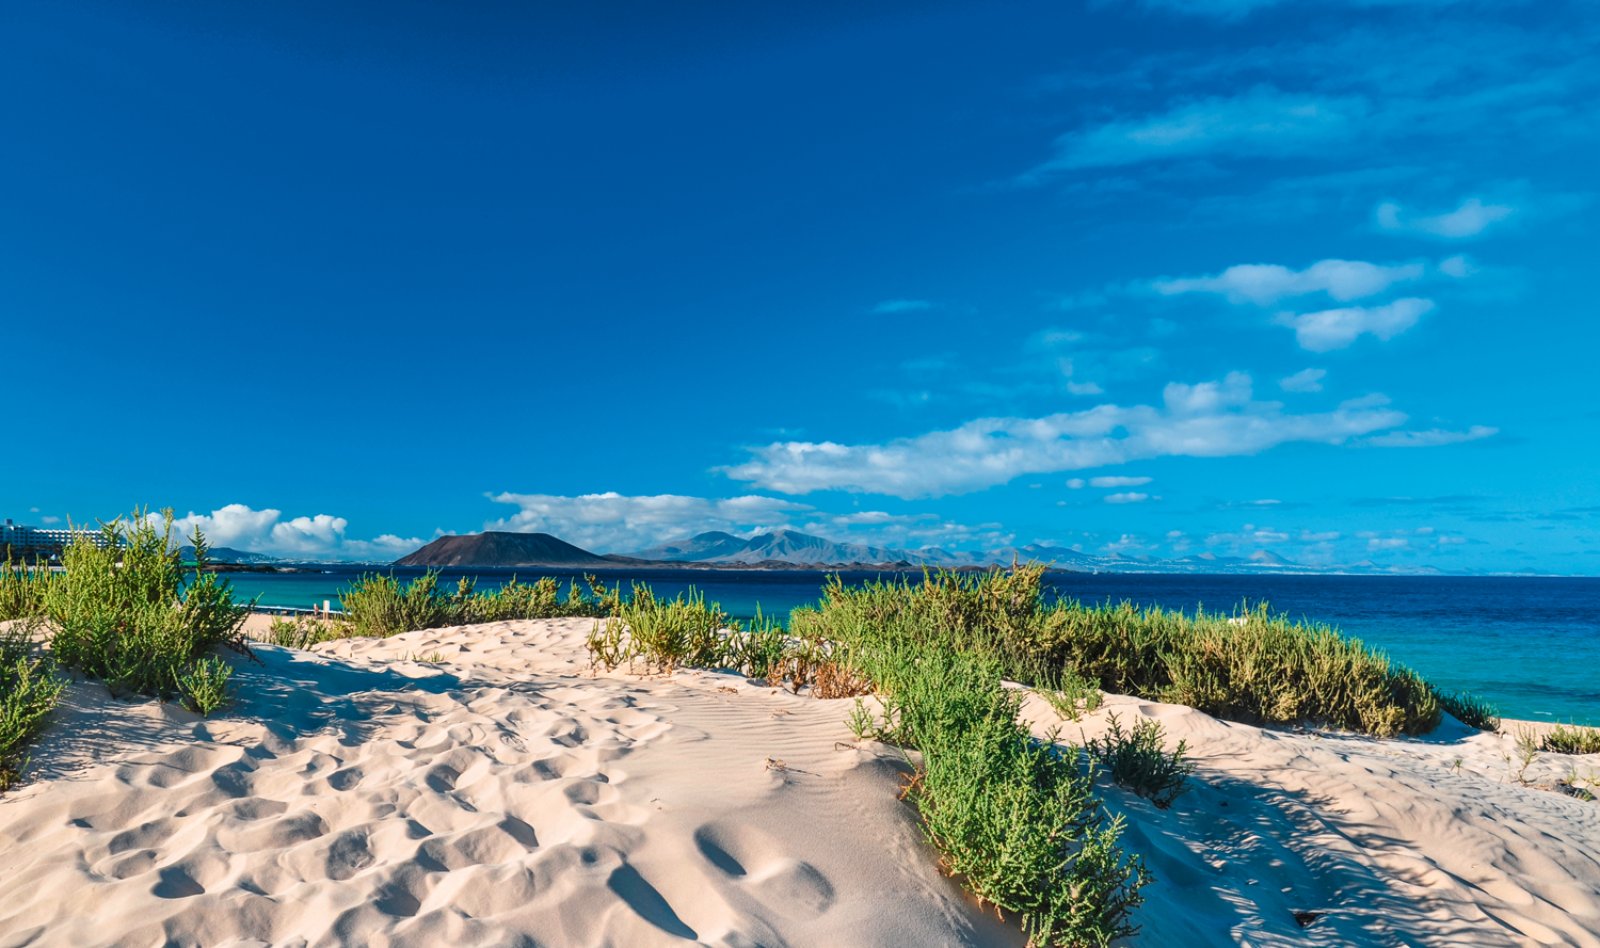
[[225, 567, 1600, 726]]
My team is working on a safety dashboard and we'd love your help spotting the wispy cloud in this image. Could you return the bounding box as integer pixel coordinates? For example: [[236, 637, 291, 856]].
[[722, 372, 1408, 497], [872, 299, 933, 314], [1023, 87, 1366, 178], [1375, 197, 1515, 239], [1153, 258, 1425, 306], [1130, 0, 1468, 18], [1090, 475, 1153, 488], [1276, 297, 1434, 351], [485, 492, 811, 552], [1279, 368, 1327, 392], [1104, 492, 1152, 504], [1363, 425, 1498, 448]]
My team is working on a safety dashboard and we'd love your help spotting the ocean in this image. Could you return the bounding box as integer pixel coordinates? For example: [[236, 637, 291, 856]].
[[223, 567, 1600, 727]]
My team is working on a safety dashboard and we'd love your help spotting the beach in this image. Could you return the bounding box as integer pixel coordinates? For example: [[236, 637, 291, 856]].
[[2, 615, 1597, 946]]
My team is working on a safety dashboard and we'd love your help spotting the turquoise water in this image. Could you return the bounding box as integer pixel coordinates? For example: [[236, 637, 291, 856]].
[[225, 567, 1600, 726]]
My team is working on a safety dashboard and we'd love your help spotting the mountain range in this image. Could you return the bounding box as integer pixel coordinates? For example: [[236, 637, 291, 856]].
[[390, 528, 1439, 575]]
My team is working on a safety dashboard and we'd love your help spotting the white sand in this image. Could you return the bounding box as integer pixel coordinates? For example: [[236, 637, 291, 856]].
[[1, 617, 1597, 946]]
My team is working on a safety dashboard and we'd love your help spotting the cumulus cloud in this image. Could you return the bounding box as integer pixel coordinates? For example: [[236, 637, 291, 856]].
[[1025, 87, 1366, 176], [1375, 197, 1515, 239], [721, 372, 1408, 497], [1279, 368, 1327, 393], [1154, 258, 1425, 306], [1104, 492, 1151, 504], [1363, 425, 1498, 448], [1277, 297, 1434, 351], [170, 503, 423, 561]]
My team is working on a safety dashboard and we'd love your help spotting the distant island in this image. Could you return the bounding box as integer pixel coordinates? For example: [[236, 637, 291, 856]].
[[390, 527, 1441, 576]]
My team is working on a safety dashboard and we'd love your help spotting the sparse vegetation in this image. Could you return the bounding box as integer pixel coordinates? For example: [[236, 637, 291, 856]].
[[1083, 713, 1194, 809], [591, 570, 1151, 944], [1440, 690, 1501, 732], [1511, 727, 1540, 784], [341, 571, 617, 638], [44, 513, 250, 711], [859, 647, 1149, 946], [1038, 666, 1104, 721], [0, 553, 57, 621], [1542, 723, 1600, 755], [176, 656, 233, 715], [0, 621, 65, 790], [787, 567, 1443, 738], [258, 615, 346, 650]]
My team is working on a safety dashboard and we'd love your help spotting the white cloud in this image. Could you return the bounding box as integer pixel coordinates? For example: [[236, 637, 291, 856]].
[[1104, 492, 1151, 504], [1277, 297, 1434, 351], [486, 492, 812, 552], [872, 299, 933, 314], [1066, 381, 1106, 396], [1375, 197, 1515, 239], [1279, 368, 1327, 393], [1154, 258, 1425, 306], [722, 372, 1409, 497], [1089, 476, 1153, 488], [1132, 0, 1466, 16], [1026, 87, 1367, 175], [1364, 425, 1498, 448], [170, 503, 423, 561], [1163, 371, 1252, 414], [1368, 537, 1410, 551], [1066, 478, 1087, 489]]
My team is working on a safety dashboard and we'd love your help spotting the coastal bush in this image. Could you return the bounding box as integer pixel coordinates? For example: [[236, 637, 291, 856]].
[[865, 647, 1148, 945], [1083, 714, 1194, 809], [259, 615, 347, 649], [603, 585, 728, 672], [788, 570, 1444, 737], [1038, 666, 1103, 721], [44, 513, 250, 712], [584, 574, 1149, 944], [1542, 724, 1600, 755], [341, 571, 617, 637], [176, 656, 233, 715], [1439, 691, 1501, 732], [0, 623, 66, 791], [0, 554, 57, 621]]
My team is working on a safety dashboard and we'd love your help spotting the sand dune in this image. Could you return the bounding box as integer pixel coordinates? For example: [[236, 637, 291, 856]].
[[1, 617, 1597, 946]]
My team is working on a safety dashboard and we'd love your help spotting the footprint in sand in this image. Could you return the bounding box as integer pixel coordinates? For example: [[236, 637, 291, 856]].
[[692, 822, 836, 916]]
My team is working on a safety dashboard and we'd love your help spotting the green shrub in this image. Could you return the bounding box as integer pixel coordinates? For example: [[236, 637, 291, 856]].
[[258, 615, 347, 649], [1038, 666, 1103, 721], [0, 554, 57, 621], [342, 571, 617, 637], [881, 649, 1148, 946], [591, 585, 730, 673], [789, 570, 1444, 738], [1439, 691, 1501, 731], [0, 621, 67, 790], [177, 656, 232, 715], [724, 606, 789, 680], [1542, 724, 1600, 755], [583, 574, 1149, 945], [44, 513, 249, 709], [1083, 714, 1194, 809]]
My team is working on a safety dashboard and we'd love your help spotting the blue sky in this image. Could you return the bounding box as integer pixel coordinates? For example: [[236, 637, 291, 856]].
[[4, 1, 1597, 572]]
